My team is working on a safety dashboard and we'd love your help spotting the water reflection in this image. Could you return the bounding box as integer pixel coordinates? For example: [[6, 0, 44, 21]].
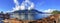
[[34, 14, 52, 20]]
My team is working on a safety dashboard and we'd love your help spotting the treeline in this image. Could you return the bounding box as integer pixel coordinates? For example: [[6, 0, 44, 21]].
[[51, 10, 60, 14]]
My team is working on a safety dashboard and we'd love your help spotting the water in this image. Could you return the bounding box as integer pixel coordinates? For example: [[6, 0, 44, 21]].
[[10, 13, 52, 20], [34, 14, 52, 20], [0, 18, 4, 23]]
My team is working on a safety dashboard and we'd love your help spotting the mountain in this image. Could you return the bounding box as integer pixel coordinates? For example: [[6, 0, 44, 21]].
[[8, 9, 51, 20], [13, 9, 44, 14]]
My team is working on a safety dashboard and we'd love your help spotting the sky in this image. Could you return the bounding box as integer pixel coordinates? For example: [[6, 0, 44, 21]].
[[0, 0, 60, 13]]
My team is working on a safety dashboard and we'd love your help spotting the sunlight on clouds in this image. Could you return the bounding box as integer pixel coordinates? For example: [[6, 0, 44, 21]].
[[13, 0, 20, 11], [6, 0, 35, 12], [20, 5, 25, 10], [12, 0, 35, 11], [28, 2, 34, 10], [43, 9, 56, 13], [13, 0, 19, 6]]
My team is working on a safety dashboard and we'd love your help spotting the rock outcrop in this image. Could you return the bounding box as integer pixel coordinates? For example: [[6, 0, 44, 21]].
[[29, 14, 60, 23]]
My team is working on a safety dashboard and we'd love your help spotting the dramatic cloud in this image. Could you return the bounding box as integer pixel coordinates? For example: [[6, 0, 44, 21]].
[[13, 0, 34, 11], [6, 0, 35, 12], [6, 0, 19, 12], [12, 0, 20, 11], [28, 2, 34, 10], [14, 0, 19, 5]]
